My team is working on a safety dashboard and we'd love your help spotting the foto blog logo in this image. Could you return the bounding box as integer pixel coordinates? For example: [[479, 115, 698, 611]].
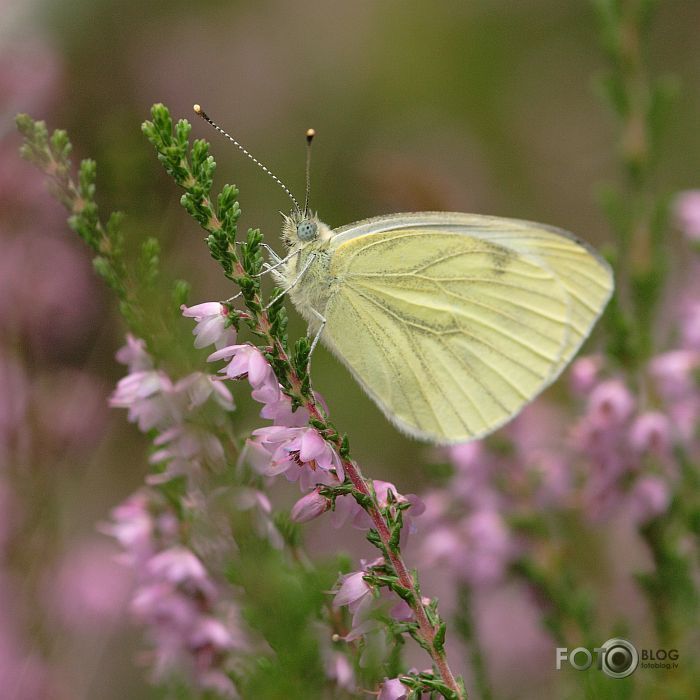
[[556, 638, 680, 678], [556, 638, 638, 679]]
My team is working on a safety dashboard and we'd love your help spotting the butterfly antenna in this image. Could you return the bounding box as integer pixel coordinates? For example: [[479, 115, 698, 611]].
[[193, 104, 300, 211], [303, 128, 315, 216]]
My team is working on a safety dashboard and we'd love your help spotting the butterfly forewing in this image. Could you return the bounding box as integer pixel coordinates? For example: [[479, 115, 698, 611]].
[[317, 213, 613, 444]]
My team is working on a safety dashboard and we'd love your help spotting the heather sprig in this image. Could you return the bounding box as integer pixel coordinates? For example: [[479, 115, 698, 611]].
[[593, 0, 699, 652], [592, 0, 678, 368], [15, 113, 361, 698], [143, 102, 466, 699], [16, 115, 139, 328], [14, 113, 192, 365]]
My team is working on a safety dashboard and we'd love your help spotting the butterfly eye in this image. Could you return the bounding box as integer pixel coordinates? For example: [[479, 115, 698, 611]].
[[297, 220, 318, 241]]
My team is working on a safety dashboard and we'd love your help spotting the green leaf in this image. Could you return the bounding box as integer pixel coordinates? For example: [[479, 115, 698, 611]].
[[433, 621, 446, 653]]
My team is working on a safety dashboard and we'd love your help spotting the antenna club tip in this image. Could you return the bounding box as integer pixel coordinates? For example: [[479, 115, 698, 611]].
[[306, 128, 316, 142], [193, 104, 202, 114]]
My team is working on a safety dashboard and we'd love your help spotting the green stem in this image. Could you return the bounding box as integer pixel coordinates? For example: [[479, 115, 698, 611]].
[[254, 287, 465, 699], [342, 459, 464, 699], [455, 586, 492, 700]]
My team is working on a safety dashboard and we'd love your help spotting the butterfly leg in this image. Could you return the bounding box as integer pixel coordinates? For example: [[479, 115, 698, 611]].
[[221, 291, 243, 304], [234, 241, 285, 275], [307, 308, 327, 364], [255, 249, 296, 278], [221, 245, 287, 303], [260, 242, 283, 264]]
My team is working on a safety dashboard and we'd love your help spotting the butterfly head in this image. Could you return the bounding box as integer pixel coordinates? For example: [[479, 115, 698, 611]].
[[282, 210, 332, 248]]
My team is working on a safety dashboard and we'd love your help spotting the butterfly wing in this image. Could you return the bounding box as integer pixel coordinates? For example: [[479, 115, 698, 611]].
[[320, 212, 613, 444]]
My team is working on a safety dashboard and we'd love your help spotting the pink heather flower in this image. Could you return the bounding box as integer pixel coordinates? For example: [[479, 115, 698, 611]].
[[181, 302, 237, 349], [110, 370, 180, 431], [629, 476, 670, 524], [447, 442, 499, 511], [333, 560, 415, 646], [177, 372, 235, 412], [463, 510, 513, 583], [333, 570, 373, 613], [290, 488, 331, 523], [251, 425, 344, 490], [674, 190, 700, 240], [208, 344, 273, 385], [421, 509, 513, 587], [569, 355, 603, 395], [331, 480, 424, 537], [376, 481, 425, 518], [260, 394, 309, 426], [189, 616, 236, 653], [147, 546, 211, 589], [116, 334, 153, 372], [570, 413, 621, 461], [105, 491, 244, 695], [250, 374, 281, 405], [149, 424, 226, 484], [325, 652, 355, 692], [587, 379, 635, 426], [198, 670, 239, 698], [526, 449, 572, 506], [379, 677, 409, 700], [233, 488, 284, 549], [628, 412, 672, 454], [111, 367, 232, 436], [448, 441, 484, 471], [240, 438, 278, 473], [649, 350, 700, 398], [130, 581, 197, 626], [101, 492, 155, 565]]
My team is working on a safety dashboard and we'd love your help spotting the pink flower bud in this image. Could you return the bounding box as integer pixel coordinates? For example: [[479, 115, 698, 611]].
[[379, 677, 409, 700], [290, 488, 330, 523], [629, 476, 670, 524], [333, 570, 372, 611], [649, 350, 700, 398], [628, 412, 671, 453], [587, 379, 635, 426], [569, 355, 603, 394], [681, 302, 700, 350], [181, 301, 236, 350], [674, 190, 700, 240]]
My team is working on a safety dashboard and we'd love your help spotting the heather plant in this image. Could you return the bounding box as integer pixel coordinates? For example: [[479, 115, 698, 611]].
[[16, 105, 466, 699], [9, 2, 700, 699]]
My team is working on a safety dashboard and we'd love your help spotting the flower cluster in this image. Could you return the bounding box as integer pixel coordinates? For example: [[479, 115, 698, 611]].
[[418, 442, 518, 588], [103, 490, 246, 696], [570, 364, 675, 522], [184, 301, 433, 682], [110, 332, 235, 485], [106, 333, 258, 696]]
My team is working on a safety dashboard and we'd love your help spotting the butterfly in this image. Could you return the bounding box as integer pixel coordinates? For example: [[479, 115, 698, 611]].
[[194, 106, 614, 444]]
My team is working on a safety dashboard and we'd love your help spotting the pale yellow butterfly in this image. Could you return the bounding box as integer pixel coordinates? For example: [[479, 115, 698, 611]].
[[194, 106, 614, 444]]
